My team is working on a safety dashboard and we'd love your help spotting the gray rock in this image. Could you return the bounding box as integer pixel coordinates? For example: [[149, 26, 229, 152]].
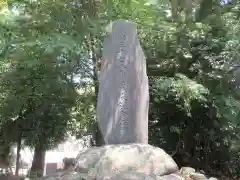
[[97, 171, 156, 180], [156, 173, 184, 180], [74, 144, 178, 178], [97, 19, 149, 144], [38, 171, 88, 180], [190, 172, 208, 180], [208, 178, 218, 180], [180, 167, 195, 176]]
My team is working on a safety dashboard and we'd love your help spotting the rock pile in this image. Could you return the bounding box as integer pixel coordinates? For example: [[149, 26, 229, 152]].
[[36, 144, 218, 180]]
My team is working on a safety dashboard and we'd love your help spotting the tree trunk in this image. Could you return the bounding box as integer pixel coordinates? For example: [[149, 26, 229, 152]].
[[87, 33, 105, 146], [82, 0, 105, 147], [30, 145, 46, 178], [15, 134, 21, 176], [92, 52, 105, 146]]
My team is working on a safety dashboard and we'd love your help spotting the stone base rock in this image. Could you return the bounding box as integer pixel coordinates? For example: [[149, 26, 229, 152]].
[[34, 144, 219, 180], [180, 167, 196, 176], [190, 172, 208, 180], [74, 143, 178, 178], [156, 173, 185, 180], [97, 170, 156, 180], [179, 167, 218, 180]]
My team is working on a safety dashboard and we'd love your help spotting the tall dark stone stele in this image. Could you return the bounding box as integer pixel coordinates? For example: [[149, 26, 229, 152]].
[[97, 19, 149, 144]]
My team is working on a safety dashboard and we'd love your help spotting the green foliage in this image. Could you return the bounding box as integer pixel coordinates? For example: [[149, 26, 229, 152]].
[[151, 74, 209, 115], [144, 0, 240, 177], [0, 0, 96, 150]]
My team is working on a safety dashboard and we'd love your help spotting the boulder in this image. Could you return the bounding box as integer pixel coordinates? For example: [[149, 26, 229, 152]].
[[97, 170, 156, 180], [180, 167, 196, 176], [36, 171, 83, 180], [190, 172, 208, 180], [156, 173, 185, 180], [74, 143, 178, 178], [33, 144, 220, 180]]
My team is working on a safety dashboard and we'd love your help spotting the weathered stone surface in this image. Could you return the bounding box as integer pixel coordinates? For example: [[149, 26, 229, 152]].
[[38, 171, 84, 180], [97, 171, 156, 180], [97, 19, 149, 144], [34, 166, 219, 180], [74, 144, 178, 178], [180, 167, 196, 176], [156, 173, 185, 180], [189, 172, 208, 180], [208, 177, 218, 180]]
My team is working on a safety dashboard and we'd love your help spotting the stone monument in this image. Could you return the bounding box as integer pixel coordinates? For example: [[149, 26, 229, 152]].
[[96, 19, 149, 144], [37, 19, 216, 180]]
